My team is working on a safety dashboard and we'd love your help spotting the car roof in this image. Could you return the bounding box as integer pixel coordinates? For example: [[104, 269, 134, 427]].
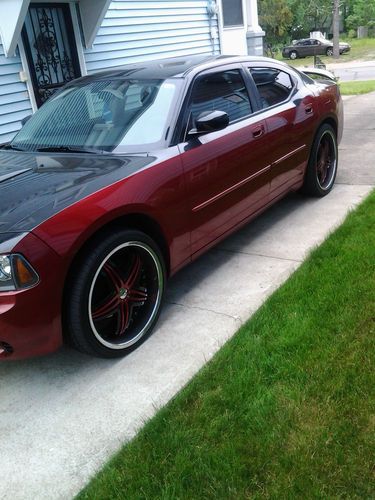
[[75, 55, 286, 82]]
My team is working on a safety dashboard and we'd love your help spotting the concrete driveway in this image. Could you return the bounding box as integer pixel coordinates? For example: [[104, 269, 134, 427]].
[[0, 92, 374, 500]]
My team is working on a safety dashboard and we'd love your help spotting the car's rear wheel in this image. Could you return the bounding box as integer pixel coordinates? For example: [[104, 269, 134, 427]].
[[326, 47, 333, 56], [302, 124, 338, 197], [290, 50, 298, 60], [65, 229, 166, 358]]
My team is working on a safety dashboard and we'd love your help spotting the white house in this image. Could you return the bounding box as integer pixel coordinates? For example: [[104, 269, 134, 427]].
[[0, 0, 264, 144]]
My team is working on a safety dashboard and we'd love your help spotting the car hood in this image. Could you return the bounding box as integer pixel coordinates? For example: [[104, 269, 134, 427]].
[[0, 150, 154, 233]]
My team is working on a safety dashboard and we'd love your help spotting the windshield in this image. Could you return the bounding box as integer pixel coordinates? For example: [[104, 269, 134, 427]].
[[10, 78, 179, 153]]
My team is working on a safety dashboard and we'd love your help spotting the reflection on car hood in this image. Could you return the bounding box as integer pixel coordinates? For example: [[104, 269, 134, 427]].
[[0, 150, 154, 232]]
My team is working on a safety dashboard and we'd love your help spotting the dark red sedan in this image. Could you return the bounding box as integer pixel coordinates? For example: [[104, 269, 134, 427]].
[[0, 55, 342, 360]]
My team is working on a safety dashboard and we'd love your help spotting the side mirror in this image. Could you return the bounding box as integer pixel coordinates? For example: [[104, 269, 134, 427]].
[[188, 110, 229, 137], [21, 115, 32, 126]]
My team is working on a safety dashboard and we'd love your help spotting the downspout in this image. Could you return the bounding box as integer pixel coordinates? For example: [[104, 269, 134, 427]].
[[206, 0, 219, 54]]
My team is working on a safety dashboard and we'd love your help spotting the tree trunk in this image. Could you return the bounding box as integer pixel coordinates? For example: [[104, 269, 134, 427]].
[[333, 0, 340, 59]]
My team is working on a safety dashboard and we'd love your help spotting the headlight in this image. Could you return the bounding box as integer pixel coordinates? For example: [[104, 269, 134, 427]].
[[0, 254, 39, 291]]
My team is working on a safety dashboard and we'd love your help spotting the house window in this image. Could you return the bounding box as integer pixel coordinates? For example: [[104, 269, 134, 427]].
[[222, 0, 244, 27]]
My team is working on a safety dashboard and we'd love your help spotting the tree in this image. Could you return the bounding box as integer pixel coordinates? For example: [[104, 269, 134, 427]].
[[307, 0, 333, 31], [260, 0, 374, 47], [333, 0, 340, 58], [258, 0, 294, 45], [345, 0, 375, 30]]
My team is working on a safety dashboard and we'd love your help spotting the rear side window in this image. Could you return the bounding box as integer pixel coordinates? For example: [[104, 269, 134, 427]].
[[293, 67, 315, 85], [186, 69, 252, 134], [249, 67, 294, 109]]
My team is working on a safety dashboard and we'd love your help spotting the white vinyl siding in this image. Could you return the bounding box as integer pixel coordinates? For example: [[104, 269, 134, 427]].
[[0, 43, 32, 144], [84, 0, 220, 73]]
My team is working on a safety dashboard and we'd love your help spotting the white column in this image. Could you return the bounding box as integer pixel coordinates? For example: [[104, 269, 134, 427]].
[[0, 0, 30, 57], [244, 0, 265, 56], [246, 0, 262, 33]]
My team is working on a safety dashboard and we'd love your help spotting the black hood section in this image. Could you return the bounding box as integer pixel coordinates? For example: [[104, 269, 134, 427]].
[[0, 151, 154, 232]]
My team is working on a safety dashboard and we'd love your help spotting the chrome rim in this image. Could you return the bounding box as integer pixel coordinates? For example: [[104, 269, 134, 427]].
[[290, 52, 297, 60], [88, 241, 163, 350], [316, 130, 337, 190]]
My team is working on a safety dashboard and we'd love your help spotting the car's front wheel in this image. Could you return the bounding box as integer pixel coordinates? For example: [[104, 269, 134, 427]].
[[302, 124, 338, 197], [65, 229, 166, 358], [326, 47, 333, 56], [289, 50, 298, 60]]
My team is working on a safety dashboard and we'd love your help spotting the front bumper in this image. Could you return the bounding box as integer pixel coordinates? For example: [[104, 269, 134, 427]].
[[0, 232, 64, 360]]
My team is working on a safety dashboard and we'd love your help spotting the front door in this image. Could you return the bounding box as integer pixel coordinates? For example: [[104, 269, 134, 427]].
[[22, 3, 81, 107]]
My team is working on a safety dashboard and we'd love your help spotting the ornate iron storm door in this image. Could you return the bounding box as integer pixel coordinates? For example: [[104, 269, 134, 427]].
[[22, 3, 81, 107]]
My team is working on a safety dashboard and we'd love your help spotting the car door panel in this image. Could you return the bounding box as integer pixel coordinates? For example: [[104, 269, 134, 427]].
[[317, 42, 325, 56], [299, 42, 309, 57], [262, 101, 312, 194], [179, 116, 270, 254], [174, 67, 272, 254]]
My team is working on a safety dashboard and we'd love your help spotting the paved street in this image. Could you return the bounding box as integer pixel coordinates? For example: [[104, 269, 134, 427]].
[[326, 60, 375, 82], [0, 92, 374, 500]]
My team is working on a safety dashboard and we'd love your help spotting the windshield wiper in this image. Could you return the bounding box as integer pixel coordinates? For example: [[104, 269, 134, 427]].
[[36, 146, 103, 154], [1, 143, 28, 151]]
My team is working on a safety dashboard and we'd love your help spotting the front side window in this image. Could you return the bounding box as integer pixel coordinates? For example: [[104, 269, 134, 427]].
[[186, 69, 252, 136], [11, 78, 179, 153], [250, 67, 294, 109]]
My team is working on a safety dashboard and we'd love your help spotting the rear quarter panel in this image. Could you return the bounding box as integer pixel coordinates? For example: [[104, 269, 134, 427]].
[[314, 81, 343, 143]]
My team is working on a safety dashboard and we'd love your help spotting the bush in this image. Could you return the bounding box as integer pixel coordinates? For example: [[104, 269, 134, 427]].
[[348, 29, 357, 38]]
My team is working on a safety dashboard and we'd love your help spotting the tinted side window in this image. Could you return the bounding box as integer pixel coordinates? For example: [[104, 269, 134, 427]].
[[187, 69, 252, 133], [249, 68, 293, 109]]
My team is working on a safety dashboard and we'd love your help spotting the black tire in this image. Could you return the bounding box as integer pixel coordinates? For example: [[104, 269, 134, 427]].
[[290, 50, 298, 60], [326, 47, 333, 56], [65, 229, 166, 358], [302, 124, 338, 197]]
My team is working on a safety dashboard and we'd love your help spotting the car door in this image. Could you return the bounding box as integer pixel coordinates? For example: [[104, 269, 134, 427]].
[[248, 65, 316, 197], [177, 66, 271, 255], [298, 40, 310, 57], [314, 39, 324, 56]]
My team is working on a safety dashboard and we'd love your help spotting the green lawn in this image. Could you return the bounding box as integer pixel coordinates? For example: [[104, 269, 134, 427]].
[[78, 190, 375, 499], [276, 37, 375, 67], [340, 80, 375, 95]]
